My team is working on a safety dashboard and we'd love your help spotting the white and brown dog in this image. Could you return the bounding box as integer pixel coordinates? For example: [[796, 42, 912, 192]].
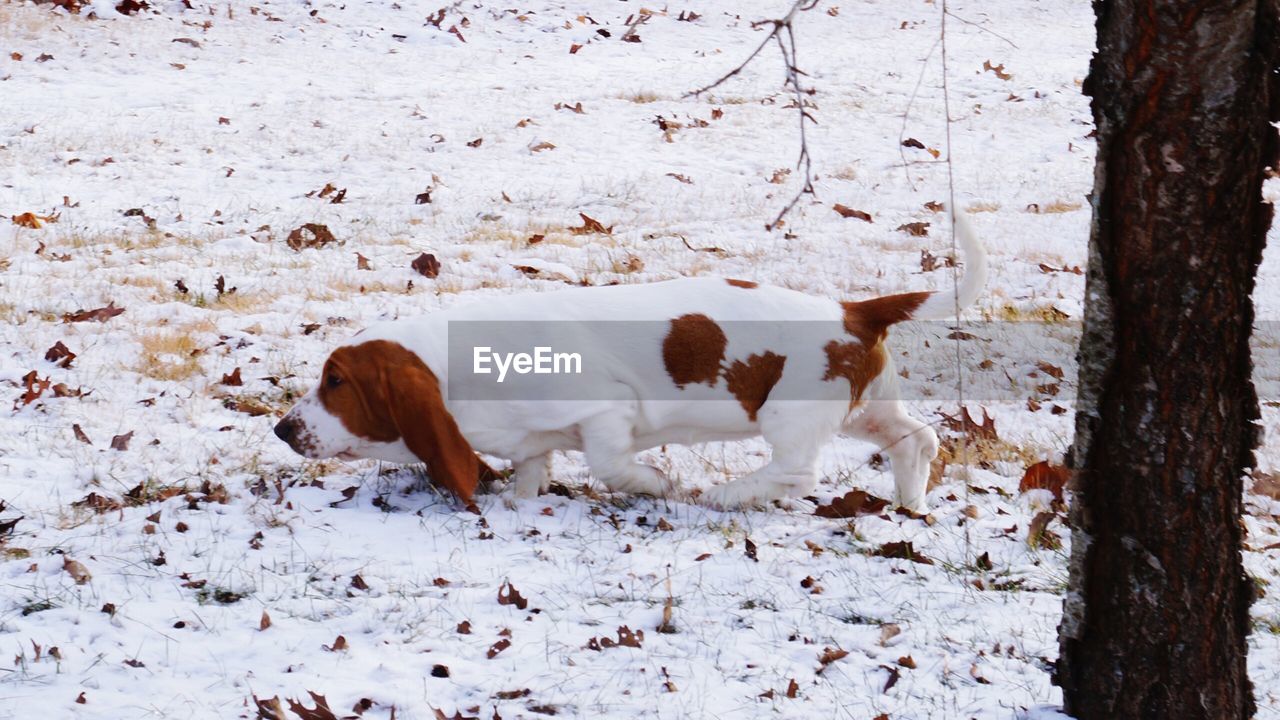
[[275, 213, 985, 511]]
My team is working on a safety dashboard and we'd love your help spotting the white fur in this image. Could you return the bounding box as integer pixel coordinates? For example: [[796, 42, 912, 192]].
[[281, 215, 985, 511]]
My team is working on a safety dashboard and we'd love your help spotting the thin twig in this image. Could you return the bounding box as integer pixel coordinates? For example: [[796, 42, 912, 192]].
[[898, 37, 941, 192], [943, 8, 1019, 49], [685, 0, 820, 231], [940, 0, 973, 571]]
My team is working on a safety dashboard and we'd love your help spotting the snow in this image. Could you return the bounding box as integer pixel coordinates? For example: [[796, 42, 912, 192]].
[[0, 1, 1276, 718]]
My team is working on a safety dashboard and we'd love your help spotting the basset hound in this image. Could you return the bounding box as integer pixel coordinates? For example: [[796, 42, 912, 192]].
[[274, 212, 986, 511]]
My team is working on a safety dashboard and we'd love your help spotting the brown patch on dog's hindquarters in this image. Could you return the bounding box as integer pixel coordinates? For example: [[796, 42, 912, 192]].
[[841, 292, 931, 345], [662, 313, 727, 388], [823, 340, 887, 409], [726, 278, 758, 289], [723, 352, 786, 421]]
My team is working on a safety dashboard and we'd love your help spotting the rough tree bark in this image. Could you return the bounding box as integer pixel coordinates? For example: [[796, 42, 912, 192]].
[[1057, 1, 1280, 718]]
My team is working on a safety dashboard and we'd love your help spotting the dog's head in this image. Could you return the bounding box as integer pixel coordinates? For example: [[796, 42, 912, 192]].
[[274, 339, 480, 501]]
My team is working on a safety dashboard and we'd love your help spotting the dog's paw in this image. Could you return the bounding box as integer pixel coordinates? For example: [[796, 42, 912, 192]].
[[701, 480, 769, 510], [604, 464, 672, 497]]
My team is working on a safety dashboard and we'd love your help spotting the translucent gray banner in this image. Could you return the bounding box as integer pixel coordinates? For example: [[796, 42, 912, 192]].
[[444, 320, 1280, 403]]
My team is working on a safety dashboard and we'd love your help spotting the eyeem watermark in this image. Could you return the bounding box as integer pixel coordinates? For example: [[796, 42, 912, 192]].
[[473, 346, 582, 383]]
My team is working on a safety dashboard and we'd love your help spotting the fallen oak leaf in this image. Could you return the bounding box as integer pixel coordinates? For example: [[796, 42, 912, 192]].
[[285, 223, 337, 251], [220, 368, 243, 386], [941, 406, 998, 442], [487, 638, 511, 658], [817, 647, 848, 673], [412, 253, 441, 278], [1019, 461, 1070, 502], [570, 212, 612, 236], [814, 489, 890, 518], [983, 60, 1012, 81], [110, 431, 134, 451], [63, 556, 92, 585], [497, 581, 529, 610], [896, 222, 930, 237], [833, 204, 873, 222], [1028, 511, 1062, 549], [51, 383, 84, 398], [287, 692, 338, 720], [253, 695, 286, 720], [881, 665, 901, 693], [72, 424, 92, 445], [62, 302, 125, 323], [11, 212, 57, 228], [15, 371, 50, 408], [44, 341, 76, 368], [874, 541, 934, 565]]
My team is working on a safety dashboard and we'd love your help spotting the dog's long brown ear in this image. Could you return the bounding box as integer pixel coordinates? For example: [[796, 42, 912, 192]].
[[385, 358, 479, 503]]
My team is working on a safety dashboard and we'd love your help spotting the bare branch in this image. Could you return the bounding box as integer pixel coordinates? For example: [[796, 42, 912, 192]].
[[685, 0, 821, 231]]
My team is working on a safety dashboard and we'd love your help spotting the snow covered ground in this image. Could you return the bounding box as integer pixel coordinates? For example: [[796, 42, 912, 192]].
[[0, 1, 1277, 718]]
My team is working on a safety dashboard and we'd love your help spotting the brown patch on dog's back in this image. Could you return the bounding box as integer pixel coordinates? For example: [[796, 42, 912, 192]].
[[663, 313, 727, 388], [823, 340, 887, 409], [723, 351, 786, 421], [726, 278, 758, 289], [841, 291, 931, 345]]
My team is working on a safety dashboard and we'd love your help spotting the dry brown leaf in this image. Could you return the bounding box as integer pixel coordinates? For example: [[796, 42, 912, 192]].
[[497, 581, 529, 610], [570, 212, 612, 235], [1252, 471, 1280, 500], [63, 303, 125, 323], [1019, 461, 1070, 502], [1028, 511, 1062, 549], [879, 623, 902, 645], [323, 635, 348, 652], [586, 625, 644, 651], [355, 253, 371, 270], [259, 610, 271, 631], [110, 431, 134, 451], [72, 424, 92, 445], [814, 489, 891, 518], [941, 406, 998, 442], [287, 692, 338, 720], [411, 253, 441, 278], [817, 647, 848, 672], [285, 223, 337, 251], [220, 368, 243, 386], [11, 212, 56, 229], [983, 60, 1012, 81], [487, 638, 511, 659], [875, 541, 934, 565], [833, 204, 873, 222], [63, 556, 91, 585], [896, 222, 930, 237], [15, 371, 50, 408], [44, 341, 76, 368]]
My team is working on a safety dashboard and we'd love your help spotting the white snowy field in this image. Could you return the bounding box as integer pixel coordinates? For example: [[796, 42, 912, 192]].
[[0, 1, 1278, 718]]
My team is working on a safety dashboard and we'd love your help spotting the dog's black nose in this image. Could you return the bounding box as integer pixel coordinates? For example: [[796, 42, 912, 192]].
[[274, 418, 296, 443]]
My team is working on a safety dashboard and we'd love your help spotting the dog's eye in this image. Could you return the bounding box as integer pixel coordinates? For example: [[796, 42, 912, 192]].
[[326, 374, 343, 389]]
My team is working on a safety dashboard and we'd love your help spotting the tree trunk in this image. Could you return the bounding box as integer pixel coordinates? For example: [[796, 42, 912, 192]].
[[1056, 1, 1279, 718]]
